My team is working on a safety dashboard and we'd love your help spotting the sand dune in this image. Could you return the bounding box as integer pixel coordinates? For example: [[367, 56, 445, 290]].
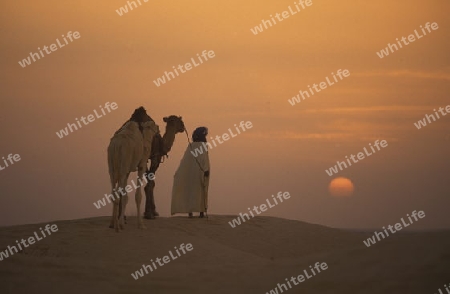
[[0, 216, 449, 294]]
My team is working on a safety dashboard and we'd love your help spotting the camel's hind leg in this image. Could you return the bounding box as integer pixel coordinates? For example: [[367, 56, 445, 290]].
[[117, 175, 128, 230], [113, 195, 121, 232], [117, 190, 129, 224], [109, 188, 117, 229], [109, 180, 120, 230], [136, 167, 146, 229]]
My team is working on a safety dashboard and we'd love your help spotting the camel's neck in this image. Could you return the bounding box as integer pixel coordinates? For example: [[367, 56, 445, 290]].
[[161, 126, 177, 154]]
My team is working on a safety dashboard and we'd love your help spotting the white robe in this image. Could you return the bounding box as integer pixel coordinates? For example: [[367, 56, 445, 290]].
[[171, 142, 210, 215]]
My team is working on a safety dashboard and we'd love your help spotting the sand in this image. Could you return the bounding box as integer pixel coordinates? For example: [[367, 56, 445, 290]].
[[0, 215, 449, 294]]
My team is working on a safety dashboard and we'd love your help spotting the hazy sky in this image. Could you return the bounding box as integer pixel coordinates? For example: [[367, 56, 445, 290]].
[[0, 0, 449, 229]]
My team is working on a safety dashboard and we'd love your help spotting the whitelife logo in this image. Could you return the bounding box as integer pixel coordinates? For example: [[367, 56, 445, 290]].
[[228, 192, 291, 228], [288, 69, 350, 106], [363, 210, 425, 247], [0, 224, 59, 261], [413, 105, 450, 130], [18, 31, 81, 68], [250, 0, 313, 35], [376, 22, 439, 58], [55, 102, 118, 139], [152, 50, 215, 87], [325, 139, 388, 176], [0, 153, 21, 172], [115, 0, 149, 16], [190, 121, 253, 157], [131, 243, 193, 280]]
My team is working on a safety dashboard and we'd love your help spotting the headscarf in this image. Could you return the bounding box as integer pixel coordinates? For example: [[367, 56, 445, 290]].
[[192, 127, 208, 142]]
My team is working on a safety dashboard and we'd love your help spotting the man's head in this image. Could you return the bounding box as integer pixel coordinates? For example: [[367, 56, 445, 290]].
[[192, 127, 208, 142]]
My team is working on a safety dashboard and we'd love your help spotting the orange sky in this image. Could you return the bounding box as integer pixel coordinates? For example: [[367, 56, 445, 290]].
[[0, 0, 449, 229]]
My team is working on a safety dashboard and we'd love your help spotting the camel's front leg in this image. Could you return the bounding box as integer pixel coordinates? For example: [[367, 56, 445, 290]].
[[136, 168, 146, 229], [144, 179, 156, 219], [119, 194, 128, 229]]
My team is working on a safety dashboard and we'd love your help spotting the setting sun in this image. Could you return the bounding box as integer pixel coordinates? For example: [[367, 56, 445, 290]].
[[329, 177, 354, 197]]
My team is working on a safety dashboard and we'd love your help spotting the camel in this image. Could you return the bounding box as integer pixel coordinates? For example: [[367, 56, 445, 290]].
[[144, 115, 185, 219], [107, 107, 158, 232]]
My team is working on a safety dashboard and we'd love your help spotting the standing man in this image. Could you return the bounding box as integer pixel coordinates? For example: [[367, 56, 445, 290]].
[[171, 127, 210, 218]]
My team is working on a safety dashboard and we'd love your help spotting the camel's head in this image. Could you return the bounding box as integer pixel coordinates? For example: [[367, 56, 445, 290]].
[[163, 115, 185, 133]]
